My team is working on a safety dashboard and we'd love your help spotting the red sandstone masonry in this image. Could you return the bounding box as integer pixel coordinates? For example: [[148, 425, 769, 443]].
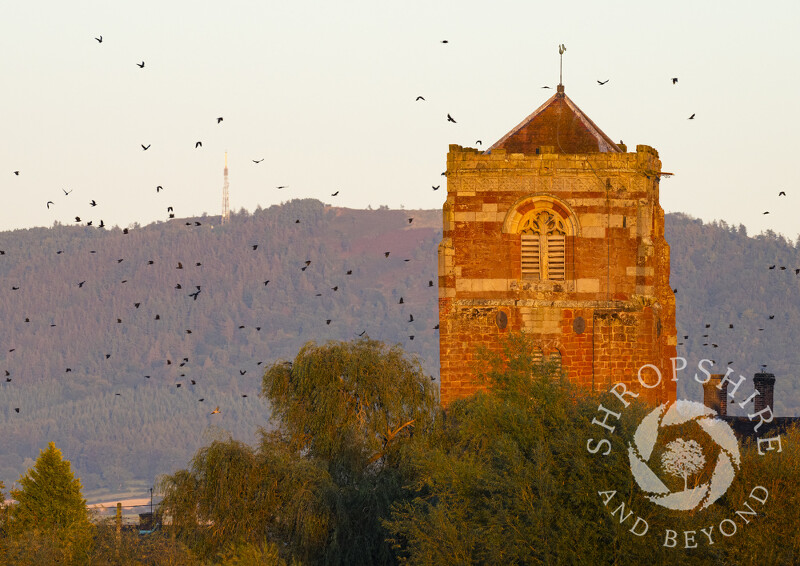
[[438, 136, 676, 407]]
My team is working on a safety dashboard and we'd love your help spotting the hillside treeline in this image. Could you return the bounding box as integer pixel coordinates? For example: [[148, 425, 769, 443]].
[[0, 202, 799, 495], [0, 199, 440, 493]]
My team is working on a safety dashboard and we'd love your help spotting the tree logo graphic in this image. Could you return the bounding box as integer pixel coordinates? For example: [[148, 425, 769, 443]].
[[628, 400, 741, 511]]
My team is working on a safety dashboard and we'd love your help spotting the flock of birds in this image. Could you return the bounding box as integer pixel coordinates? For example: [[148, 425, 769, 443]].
[[4, 36, 796, 421]]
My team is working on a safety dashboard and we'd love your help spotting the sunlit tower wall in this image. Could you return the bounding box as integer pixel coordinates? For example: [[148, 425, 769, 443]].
[[221, 152, 230, 225]]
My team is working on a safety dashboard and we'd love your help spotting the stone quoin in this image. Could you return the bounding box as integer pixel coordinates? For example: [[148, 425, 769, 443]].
[[438, 83, 677, 406]]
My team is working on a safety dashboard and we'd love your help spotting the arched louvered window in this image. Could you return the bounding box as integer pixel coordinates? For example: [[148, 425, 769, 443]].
[[520, 211, 566, 281]]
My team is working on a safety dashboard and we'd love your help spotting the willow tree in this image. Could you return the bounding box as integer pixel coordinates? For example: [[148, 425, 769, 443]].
[[160, 337, 439, 565]]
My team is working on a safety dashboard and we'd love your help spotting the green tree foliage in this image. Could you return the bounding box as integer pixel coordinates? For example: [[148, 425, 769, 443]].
[[4, 441, 94, 564], [90, 519, 199, 565], [385, 334, 800, 565], [159, 338, 439, 565]]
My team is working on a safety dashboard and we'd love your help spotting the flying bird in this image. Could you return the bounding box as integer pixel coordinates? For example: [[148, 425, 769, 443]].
[[156, 185, 163, 192], [78, 281, 86, 288], [195, 141, 202, 148], [210, 406, 220, 415], [141, 144, 150, 150], [432, 185, 440, 190], [384, 252, 390, 258], [440, 40, 448, 43], [95, 36, 102, 43], [597, 79, 609, 85], [763, 211, 769, 215], [46, 201, 54, 209], [63, 188, 72, 195], [252, 245, 258, 250], [672, 77, 678, 84], [542, 86, 552, 89], [331, 191, 339, 196], [276, 185, 288, 189], [476, 140, 482, 145], [13, 171, 19, 175], [688, 114, 695, 120], [217, 117, 223, 123], [447, 114, 456, 123], [779, 191, 786, 196], [416, 96, 425, 101], [252, 159, 264, 163], [137, 61, 145, 68]]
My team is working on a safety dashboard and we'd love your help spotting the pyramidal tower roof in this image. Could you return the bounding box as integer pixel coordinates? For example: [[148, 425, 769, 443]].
[[487, 85, 621, 154]]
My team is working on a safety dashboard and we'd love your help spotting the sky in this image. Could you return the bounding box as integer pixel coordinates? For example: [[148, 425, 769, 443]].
[[2, 0, 800, 240]]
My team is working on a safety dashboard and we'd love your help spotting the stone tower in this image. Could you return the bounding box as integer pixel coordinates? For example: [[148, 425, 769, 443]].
[[438, 84, 677, 406]]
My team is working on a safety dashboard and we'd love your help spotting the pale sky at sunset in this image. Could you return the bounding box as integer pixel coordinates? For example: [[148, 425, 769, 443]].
[[3, 0, 799, 240]]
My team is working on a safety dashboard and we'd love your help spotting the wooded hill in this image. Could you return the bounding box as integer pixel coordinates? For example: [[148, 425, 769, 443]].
[[0, 200, 798, 494]]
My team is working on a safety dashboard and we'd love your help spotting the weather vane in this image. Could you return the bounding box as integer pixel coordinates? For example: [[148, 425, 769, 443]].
[[558, 44, 566, 86]]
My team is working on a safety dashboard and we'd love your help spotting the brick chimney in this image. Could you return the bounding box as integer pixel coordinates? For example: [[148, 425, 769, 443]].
[[703, 374, 727, 416], [753, 373, 775, 413]]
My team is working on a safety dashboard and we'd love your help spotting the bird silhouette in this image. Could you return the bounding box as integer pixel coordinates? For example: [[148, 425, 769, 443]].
[[156, 186, 163, 192], [195, 141, 202, 148], [276, 185, 288, 189], [252, 159, 264, 163], [428, 280, 434, 287], [597, 79, 609, 85], [358, 330, 366, 336], [432, 185, 440, 191], [252, 244, 258, 250], [763, 211, 769, 215], [239, 370, 246, 375], [189, 289, 201, 300], [476, 140, 482, 145], [141, 144, 150, 150], [542, 86, 552, 89], [89, 199, 97, 207], [672, 78, 678, 84], [46, 201, 54, 209], [398, 297, 404, 304], [440, 40, 448, 43], [779, 191, 786, 196], [210, 406, 220, 414], [75, 216, 81, 222], [63, 188, 72, 195], [217, 117, 223, 123], [331, 191, 339, 196], [408, 218, 413, 224], [384, 252, 390, 258], [416, 96, 425, 101], [447, 114, 456, 123], [688, 114, 695, 120], [137, 61, 145, 68], [409, 314, 414, 322], [78, 281, 86, 288], [13, 171, 19, 175]]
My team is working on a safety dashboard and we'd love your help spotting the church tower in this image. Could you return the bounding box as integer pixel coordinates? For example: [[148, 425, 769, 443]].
[[438, 84, 677, 406]]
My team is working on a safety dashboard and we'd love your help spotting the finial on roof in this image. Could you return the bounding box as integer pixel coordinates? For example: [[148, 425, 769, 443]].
[[558, 44, 566, 87]]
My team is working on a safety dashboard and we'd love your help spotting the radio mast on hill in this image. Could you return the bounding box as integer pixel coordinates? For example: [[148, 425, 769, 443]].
[[221, 152, 230, 225]]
